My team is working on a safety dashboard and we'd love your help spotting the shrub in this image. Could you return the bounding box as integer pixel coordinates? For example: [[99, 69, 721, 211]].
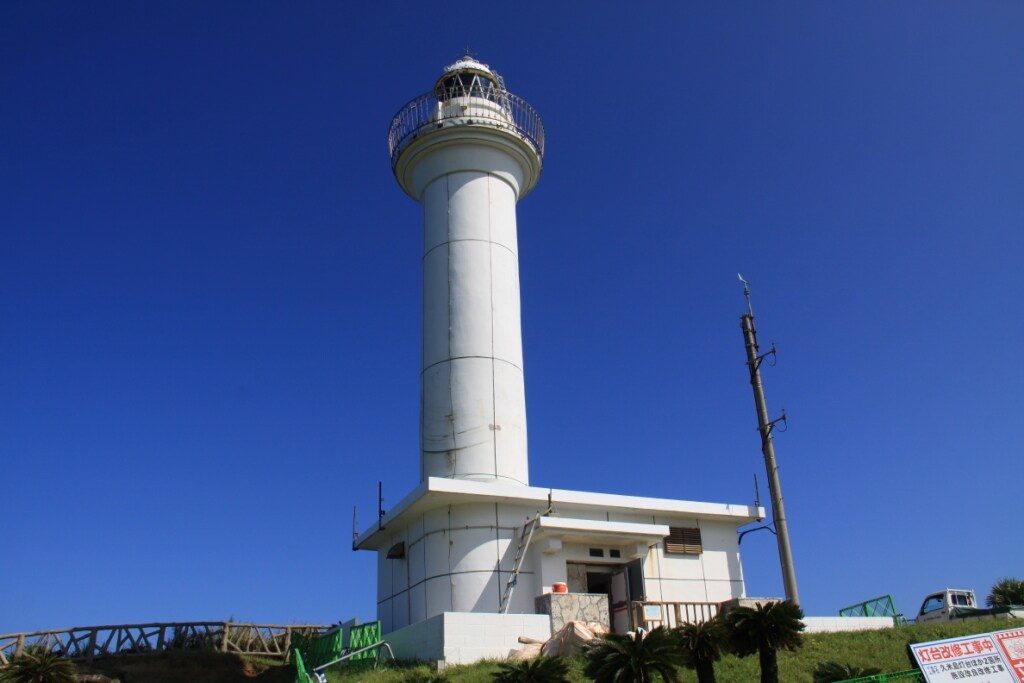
[[725, 600, 805, 683], [812, 661, 883, 683], [584, 627, 682, 683], [402, 667, 448, 683], [1, 647, 77, 683], [493, 656, 568, 683], [987, 578, 1024, 608]]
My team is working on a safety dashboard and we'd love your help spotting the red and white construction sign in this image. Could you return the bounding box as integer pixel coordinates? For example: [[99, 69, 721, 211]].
[[911, 628, 1024, 683], [994, 629, 1024, 682]]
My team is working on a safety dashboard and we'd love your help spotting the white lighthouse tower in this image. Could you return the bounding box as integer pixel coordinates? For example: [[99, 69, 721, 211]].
[[356, 57, 763, 666], [391, 56, 541, 487]]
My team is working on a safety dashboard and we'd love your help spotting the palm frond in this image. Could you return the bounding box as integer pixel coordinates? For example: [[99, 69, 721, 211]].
[[987, 578, 1024, 608], [584, 627, 681, 683], [1, 647, 78, 683], [493, 656, 568, 683]]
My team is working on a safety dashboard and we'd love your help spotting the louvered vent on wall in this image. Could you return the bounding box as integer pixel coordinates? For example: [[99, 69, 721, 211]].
[[665, 527, 703, 554]]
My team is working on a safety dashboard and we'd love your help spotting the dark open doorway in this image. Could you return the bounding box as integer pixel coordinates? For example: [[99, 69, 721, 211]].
[[571, 559, 644, 633], [586, 571, 613, 595]]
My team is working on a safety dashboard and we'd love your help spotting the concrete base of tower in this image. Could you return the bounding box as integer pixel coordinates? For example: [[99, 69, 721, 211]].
[[384, 612, 551, 667]]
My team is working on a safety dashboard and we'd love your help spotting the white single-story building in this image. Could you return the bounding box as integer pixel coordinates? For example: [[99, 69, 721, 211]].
[[355, 477, 763, 662]]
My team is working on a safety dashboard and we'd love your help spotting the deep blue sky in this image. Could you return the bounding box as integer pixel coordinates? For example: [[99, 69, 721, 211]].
[[3, 2, 1022, 632]]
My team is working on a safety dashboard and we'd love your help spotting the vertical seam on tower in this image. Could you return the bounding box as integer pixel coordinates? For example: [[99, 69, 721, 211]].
[[447, 505, 454, 611], [446, 174, 456, 476], [406, 525, 412, 625], [488, 173, 498, 478], [422, 513, 427, 618], [422, 196, 430, 483], [420, 198, 425, 483], [494, 503, 501, 609]]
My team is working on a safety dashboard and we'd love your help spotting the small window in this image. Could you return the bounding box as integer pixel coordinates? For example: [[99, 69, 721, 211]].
[[589, 548, 604, 558], [609, 549, 621, 558], [951, 593, 973, 606], [664, 527, 702, 554]]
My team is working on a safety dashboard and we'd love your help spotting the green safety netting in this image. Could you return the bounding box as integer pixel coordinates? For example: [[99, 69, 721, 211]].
[[291, 622, 383, 682], [839, 595, 900, 618], [347, 622, 382, 661], [292, 628, 345, 670]]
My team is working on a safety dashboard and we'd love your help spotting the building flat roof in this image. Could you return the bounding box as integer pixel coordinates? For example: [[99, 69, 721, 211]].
[[355, 477, 764, 550]]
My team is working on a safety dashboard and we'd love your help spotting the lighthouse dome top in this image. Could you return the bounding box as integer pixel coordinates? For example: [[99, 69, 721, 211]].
[[434, 55, 505, 100], [442, 55, 495, 77]]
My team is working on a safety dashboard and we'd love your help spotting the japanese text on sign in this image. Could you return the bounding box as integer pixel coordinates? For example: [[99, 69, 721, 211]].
[[911, 630, 1022, 683]]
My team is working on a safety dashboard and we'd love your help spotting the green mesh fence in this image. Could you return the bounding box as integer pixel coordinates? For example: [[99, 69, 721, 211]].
[[291, 628, 344, 670], [290, 621, 383, 680], [347, 622, 382, 661], [839, 670, 924, 683], [839, 595, 899, 618]]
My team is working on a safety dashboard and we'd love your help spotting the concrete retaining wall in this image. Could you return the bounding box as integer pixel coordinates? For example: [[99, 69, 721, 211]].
[[803, 616, 895, 632], [384, 611, 552, 666]]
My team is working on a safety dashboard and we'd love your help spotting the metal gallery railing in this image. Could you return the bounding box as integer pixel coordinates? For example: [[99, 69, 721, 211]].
[[0, 621, 329, 666], [387, 89, 545, 169]]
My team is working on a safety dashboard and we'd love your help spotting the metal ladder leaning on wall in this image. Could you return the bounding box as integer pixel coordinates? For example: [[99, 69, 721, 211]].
[[499, 498, 554, 614]]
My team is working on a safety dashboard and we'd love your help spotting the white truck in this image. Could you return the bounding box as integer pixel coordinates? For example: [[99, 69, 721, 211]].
[[916, 588, 1024, 624]]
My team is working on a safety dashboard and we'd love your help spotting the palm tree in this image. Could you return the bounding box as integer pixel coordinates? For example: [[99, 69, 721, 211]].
[[674, 618, 727, 683], [987, 578, 1024, 607], [725, 600, 805, 683], [493, 656, 568, 683], [0, 647, 77, 683], [584, 627, 682, 683]]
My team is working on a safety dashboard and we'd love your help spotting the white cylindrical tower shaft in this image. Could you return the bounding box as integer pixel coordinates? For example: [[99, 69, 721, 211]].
[[421, 169, 526, 483], [389, 57, 544, 486]]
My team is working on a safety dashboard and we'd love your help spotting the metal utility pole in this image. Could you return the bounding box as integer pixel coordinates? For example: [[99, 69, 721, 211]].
[[738, 275, 800, 606]]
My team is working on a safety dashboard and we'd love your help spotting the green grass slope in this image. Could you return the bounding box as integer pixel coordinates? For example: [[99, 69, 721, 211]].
[[710, 619, 1008, 682], [322, 619, 1010, 683], [66, 619, 1015, 683]]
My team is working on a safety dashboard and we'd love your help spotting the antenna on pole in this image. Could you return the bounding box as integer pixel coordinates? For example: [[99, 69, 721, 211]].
[[739, 277, 800, 606], [738, 273, 753, 317], [378, 481, 386, 531]]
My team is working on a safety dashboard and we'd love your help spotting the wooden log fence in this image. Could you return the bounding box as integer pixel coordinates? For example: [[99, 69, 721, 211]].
[[0, 621, 329, 667]]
